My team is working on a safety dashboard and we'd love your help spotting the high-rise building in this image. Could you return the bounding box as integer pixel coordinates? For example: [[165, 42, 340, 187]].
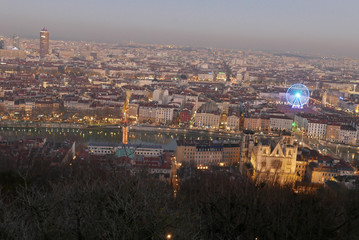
[[40, 27, 49, 58], [12, 35, 20, 49]]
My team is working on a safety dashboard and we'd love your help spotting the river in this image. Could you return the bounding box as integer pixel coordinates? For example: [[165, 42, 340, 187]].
[[0, 126, 241, 151], [1, 126, 357, 165]]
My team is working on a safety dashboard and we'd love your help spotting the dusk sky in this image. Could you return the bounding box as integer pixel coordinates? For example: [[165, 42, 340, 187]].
[[1, 0, 359, 57]]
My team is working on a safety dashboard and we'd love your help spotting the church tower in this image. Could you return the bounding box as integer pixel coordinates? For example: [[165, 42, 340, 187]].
[[122, 90, 130, 145]]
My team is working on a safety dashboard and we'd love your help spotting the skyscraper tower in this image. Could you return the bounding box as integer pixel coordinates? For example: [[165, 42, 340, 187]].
[[40, 27, 49, 58]]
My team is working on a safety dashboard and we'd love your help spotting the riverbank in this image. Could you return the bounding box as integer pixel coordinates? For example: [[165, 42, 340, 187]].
[[129, 125, 242, 138], [0, 122, 242, 151], [0, 121, 242, 138]]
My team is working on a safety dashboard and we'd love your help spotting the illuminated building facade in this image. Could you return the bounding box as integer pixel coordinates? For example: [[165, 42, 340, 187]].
[[249, 135, 298, 183], [176, 140, 240, 166]]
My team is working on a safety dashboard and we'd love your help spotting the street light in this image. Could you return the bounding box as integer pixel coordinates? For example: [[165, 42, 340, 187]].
[[166, 234, 172, 239]]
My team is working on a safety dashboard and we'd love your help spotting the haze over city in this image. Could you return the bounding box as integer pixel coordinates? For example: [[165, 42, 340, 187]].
[[1, 0, 359, 57], [2, 1, 359, 239]]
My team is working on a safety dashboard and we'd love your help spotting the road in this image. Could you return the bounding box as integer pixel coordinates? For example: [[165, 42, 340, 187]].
[[294, 130, 338, 157]]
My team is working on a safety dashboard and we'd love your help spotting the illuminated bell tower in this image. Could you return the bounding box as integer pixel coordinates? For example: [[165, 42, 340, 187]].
[[122, 90, 130, 145], [122, 113, 129, 145]]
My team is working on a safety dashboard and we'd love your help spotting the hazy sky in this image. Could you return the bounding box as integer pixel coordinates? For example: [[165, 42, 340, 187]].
[[1, 0, 359, 57]]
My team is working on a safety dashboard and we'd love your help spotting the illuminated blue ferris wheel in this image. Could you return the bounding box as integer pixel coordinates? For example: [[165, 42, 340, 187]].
[[286, 84, 310, 109]]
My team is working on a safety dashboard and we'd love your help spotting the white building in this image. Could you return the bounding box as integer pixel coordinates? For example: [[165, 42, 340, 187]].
[[172, 92, 198, 105], [152, 89, 169, 104], [155, 106, 174, 124], [195, 112, 221, 129], [195, 145, 223, 165], [138, 104, 157, 122], [269, 117, 293, 131], [133, 146, 164, 157], [307, 121, 327, 139], [138, 104, 174, 124], [88, 143, 164, 157], [87, 143, 117, 155], [227, 115, 241, 131], [176, 140, 240, 166], [194, 102, 221, 129], [339, 125, 357, 145]]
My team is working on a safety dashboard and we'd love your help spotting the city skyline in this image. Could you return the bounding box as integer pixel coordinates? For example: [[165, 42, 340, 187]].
[[1, 0, 359, 57], [2, 2, 359, 238]]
